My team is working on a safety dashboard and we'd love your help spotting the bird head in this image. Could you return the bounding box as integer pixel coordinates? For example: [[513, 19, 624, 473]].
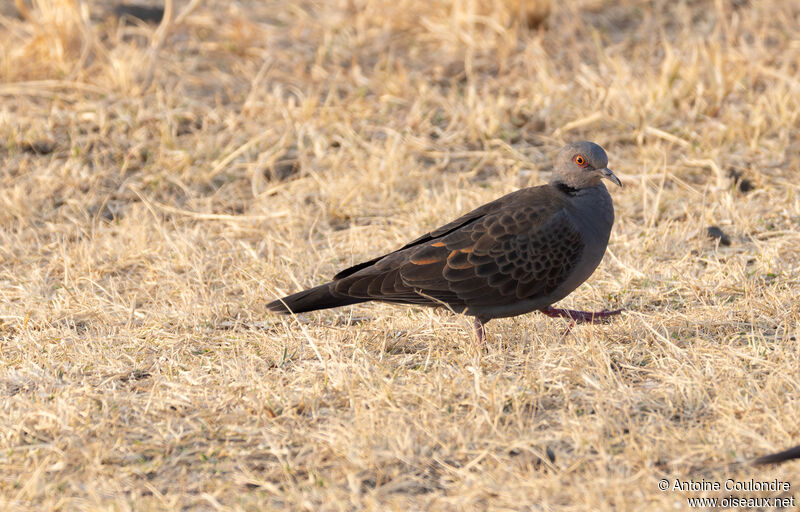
[[551, 141, 621, 189]]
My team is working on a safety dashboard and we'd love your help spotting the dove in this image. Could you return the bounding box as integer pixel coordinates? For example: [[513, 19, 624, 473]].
[[268, 141, 622, 342]]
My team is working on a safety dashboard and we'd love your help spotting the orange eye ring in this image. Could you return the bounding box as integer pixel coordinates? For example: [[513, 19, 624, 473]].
[[574, 154, 588, 167]]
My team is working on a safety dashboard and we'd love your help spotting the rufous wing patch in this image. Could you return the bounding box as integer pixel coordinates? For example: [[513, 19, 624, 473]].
[[409, 244, 446, 265], [410, 256, 443, 265], [446, 250, 473, 270]]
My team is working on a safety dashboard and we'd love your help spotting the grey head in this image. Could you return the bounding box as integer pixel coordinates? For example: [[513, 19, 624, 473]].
[[550, 141, 621, 189]]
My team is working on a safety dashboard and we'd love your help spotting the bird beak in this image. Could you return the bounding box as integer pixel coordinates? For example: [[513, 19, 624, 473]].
[[601, 168, 622, 187]]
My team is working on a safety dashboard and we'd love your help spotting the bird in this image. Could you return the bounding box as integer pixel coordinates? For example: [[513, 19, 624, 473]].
[[268, 141, 622, 343]]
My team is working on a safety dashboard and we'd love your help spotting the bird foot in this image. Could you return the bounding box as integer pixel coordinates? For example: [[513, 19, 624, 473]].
[[540, 306, 622, 324]]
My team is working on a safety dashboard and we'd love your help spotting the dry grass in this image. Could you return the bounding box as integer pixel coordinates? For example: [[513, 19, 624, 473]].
[[1, 0, 799, 509]]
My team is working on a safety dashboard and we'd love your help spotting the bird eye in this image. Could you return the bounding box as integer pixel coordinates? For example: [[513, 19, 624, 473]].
[[574, 155, 587, 167]]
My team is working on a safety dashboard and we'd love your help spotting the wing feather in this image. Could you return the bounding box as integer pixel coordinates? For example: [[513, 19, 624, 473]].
[[327, 185, 585, 311]]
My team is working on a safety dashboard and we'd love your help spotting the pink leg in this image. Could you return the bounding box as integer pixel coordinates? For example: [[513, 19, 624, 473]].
[[473, 317, 486, 344], [540, 306, 622, 323]]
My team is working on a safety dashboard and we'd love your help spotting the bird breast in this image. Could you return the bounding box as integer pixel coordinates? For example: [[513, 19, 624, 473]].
[[548, 183, 615, 303]]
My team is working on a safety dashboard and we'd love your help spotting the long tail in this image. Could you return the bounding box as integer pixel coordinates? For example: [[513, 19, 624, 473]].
[[267, 283, 367, 314]]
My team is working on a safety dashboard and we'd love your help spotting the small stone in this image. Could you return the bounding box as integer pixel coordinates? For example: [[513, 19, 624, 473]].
[[728, 169, 755, 193], [707, 226, 731, 246], [21, 140, 55, 155], [113, 4, 164, 24]]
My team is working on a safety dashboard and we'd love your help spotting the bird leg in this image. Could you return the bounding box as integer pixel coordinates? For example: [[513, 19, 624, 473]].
[[540, 306, 622, 323], [473, 317, 486, 345]]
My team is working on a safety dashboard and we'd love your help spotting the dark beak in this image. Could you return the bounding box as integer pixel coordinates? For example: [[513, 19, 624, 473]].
[[601, 168, 622, 187]]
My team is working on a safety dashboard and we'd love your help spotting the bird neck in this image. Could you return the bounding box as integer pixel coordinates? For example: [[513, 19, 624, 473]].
[[553, 182, 581, 196]]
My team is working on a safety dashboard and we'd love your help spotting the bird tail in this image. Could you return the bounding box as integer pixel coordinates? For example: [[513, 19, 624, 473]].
[[267, 283, 366, 314]]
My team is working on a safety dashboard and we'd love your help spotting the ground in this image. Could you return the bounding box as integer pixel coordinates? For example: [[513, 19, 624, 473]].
[[1, 0, 799, 510]]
